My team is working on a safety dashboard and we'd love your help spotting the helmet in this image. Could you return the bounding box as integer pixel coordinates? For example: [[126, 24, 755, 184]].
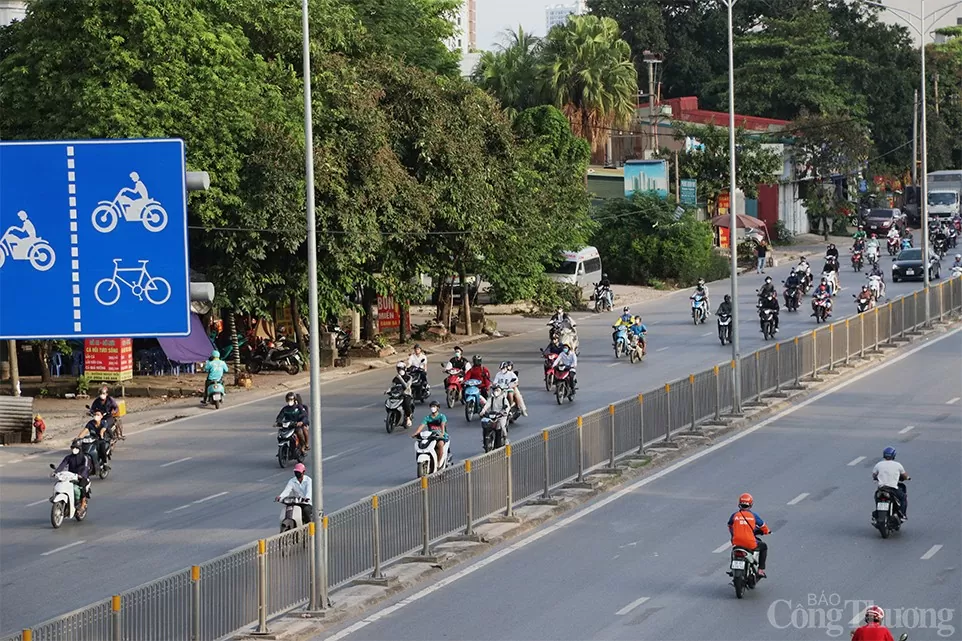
[[602, 273, 608, 279], [623, 306, 630, 313], [293, 463, 306, 474], [429, 400, 440, 410], [865, 606, 884, 623], [883, 446, 896, 460], [211, 350, 220, 359], [723, 294, 731, 303], [765, 276, 772, 284], [453, 345, 463, 353], [499, 361, 509, 370], [285, 392, 297, 402], [821, 277, 828, 283], [396, 361, 406, 370], [790, 267, 796, 274], [861, 285, 868, 291], [506, 361, 514, 369], [955, 254, 961, 260], [70, 438, 83, 451], [473, 355, 482, 366], [871, 233, 877, 238], [738, 493, 754, 509]]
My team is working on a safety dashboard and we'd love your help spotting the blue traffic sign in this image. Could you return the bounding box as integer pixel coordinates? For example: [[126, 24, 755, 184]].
[[0, 139, 190, 339]]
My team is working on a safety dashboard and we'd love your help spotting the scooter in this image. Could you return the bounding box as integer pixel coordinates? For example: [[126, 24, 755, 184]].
[[276, 421, 305, 468], [758, 306, 777, 340], [481, 412, 508, 452], [717, 312, 732, 346], [246, 338, 302, 375], [851, 248, 864, 272], [415, 433, 452, 477], [554, 364, 574, 404], [409, 368, 431, 404], [463, 378, 483, 422], [812, 296, 832, 323], [854, 292, 874, 314], [872, 479, 909, 539], [628, 332, 645, 364], [443, 366, 464, 408], [887, 236, 901, 256], [867, 274, 884, 302], [593, 283, 613, 312], [691, 294, 707, 324], [279, 496, 311, 533], [206, 380, 226, 409], [81, 435, 111, 480], [48, 464, 87, 528], [726, 533, 766, 599], [613, 325, 630, 358], [540, 350, 559, 391], [384, 383, 407, 434]]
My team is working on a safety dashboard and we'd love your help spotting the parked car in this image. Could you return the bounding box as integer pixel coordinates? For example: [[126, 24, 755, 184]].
[[865, 208, 905, 235], [891, 247, 941, 282]]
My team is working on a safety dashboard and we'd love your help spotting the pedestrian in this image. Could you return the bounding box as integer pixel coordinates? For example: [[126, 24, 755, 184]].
[[755, 240, 768, 274], [32, 414, 46, 443]]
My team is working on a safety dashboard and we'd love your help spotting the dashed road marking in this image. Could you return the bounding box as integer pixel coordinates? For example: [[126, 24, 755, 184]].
[[712, 542, 731, 554], [921, 545, 943, 560], [947, 397, 959, 405], [847, 456, 866, 466], [41, 540, 86, 556], [898, 425, 915, 434], [787, 492, 809, 505], [615, 596, 650, 616], [160, 457, 193, 468]]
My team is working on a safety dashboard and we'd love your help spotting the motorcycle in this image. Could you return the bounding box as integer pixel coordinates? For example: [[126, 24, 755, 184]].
[[726, 533, 766, 599], [783, 283, 801, 311], [797, 267, 813, 294], [901, 237, 913, 251], [481, 412, 508, 453], [463, 378, 483, 422], [812, 296, 831, 323], [246, 338, 302, 375], [47, 464, 87, 528], [758, 306, 776, 340], [553, 363, 574, 405], [612, 325, 630, 359], [206, 380, 226, 410], [628, 332, 645, 364], [415, 433, 451, 477], [327, 322, 351, 357], [80, 435, 111, 480], [822, 270, 839, 297], [887, 236, 901, 256], [865, 245, 880, 267], [952, 265, 962, 278], [540, 350, 559, 391], [504, 387, 523, 425], [867, 274, 884, 302], [442, 366, 464, 408], [408, 368, 431, 404], [854, 292, 873, 314], [279, 496, 311, 533], [593, 283, 613, 313], [872, 479, 909, 539], [691, 294, 708, 325], [851, 248, 864, 272], [717, 312, 732, 346], [934, 236, 948, 259], [384, 384, 408, 434], [547, 320, 580, 355], [276, 420, 305, 468]]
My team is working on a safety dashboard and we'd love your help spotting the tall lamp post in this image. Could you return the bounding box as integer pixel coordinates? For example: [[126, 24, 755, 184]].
[[863, 0, 962, 325], [722, 0, 741, 412], [301, 0, 328, 611]]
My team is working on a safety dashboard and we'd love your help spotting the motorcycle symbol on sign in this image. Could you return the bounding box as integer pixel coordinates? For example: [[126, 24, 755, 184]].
[[92, 172, 169, 233], [0, 210, 56, 272]]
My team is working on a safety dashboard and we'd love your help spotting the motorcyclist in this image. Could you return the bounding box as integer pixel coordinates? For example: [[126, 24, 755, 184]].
[[547, 309, 576, 342], [821, 257, 839, 296], [275, 462, 313, 523], [867, 267, 886, 300], [54, 439, 92, 507], [201, 349, 229, 405], [89, 384, 123, 440], [852, 606, 894, 641], [856, 284, 874, 310], [797, 256, 812, 289], [902, 227, 914, 247], [873, 447, 909, 520], [758, 275, 776, 301], [480, 385, 511, 443], [75, 410, 110, 474], [557, 343, 577, 390], [611, 306, 633, 345], [886, 225, 901, 245], [826, 243, 839, 261], [544, 335, 565, 356], [411, 400, 448, 464], [448, 346, 469, 373], [465, 355, 492, 401], [851, 237, 865, 255], [946, 220, 959, 248], [812, 279, 833, 318], [784, 269, 802, 307], [600, 273, 611, 289], [865, 234, 881, 263], [493, 361, 527, 416], [276, 391, 310, 450], [549, 306, 567, 325], [628, 315, 647, 356], [952, 254, 962, 270], [757, 291, 779, 332], [728, 493, 771, 578], [691, 278, 710, 313], [715, 294, 733, 318], [406, 344, 429, 391], [933, 224, 949, 255], [391, 361, 416, 427], [852, 225, 867, 242]]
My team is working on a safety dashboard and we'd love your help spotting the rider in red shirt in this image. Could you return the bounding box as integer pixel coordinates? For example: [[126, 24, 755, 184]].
[[464, 355, 492, 400], [852, 606, 894, 641]]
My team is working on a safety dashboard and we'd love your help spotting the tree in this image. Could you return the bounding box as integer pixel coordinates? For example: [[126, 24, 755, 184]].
[[472, 27, 545, 118], [666, 123, 781, 210], [539, 15, 638, 156]]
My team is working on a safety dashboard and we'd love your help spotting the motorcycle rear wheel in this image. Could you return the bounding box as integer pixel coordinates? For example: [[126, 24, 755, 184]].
[[465, 401, 475, 422], [446, 387, 457, 409], [247, 359, 263, 374], [286, 360, 300, 375], [51, 503, 64, 529], [277, 447, 289, 468], [733, 575, 745, 599]]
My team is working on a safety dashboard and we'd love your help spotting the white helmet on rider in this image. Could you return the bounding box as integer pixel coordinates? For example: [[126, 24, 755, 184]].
[[396, 361, 406, 371]]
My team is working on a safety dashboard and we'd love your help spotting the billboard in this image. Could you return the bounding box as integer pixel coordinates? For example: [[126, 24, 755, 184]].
[[624, 160, 669, 199]]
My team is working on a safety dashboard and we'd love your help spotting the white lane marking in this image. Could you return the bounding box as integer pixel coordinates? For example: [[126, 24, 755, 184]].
[[712, 542, 731, 554], [847, 456, 866, 466], [921, 545, 943, 560], [193, 491, 229, 504], [898, 425, 915, 434], [323, 327, 961, 641], [700, 332, 713, 337], [41, 540, 86, 556], [947, 397, 960, 405], [26, 499, 48, 507], [359, 402, 380, 409], [656, 347, 670, 352], [607, 362, 621, 368], [787, 492, 809, 505], [3, 453, 42, 467], [615, 596, 650, 616], [164, 504, 192, 514], [257, 471, 287, 483], [324, 446, 361, 462], [160, 456, 193, 468]]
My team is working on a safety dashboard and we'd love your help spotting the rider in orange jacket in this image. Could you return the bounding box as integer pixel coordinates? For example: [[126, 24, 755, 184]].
[[728, 493, 771, 577]]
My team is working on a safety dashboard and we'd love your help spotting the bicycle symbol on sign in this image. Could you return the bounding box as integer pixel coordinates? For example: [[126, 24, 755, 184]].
[[94, 259, 171, 306], [91, 172, 169, 234]]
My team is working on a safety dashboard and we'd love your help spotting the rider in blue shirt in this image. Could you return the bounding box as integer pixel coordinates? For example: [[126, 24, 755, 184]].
[[412, 401, 448, 462], [201, 350, 229, 405], [628, 316, 648, 356]]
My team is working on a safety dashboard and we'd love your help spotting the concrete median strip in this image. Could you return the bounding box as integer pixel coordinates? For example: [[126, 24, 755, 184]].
[[231, 320, 962, 641]]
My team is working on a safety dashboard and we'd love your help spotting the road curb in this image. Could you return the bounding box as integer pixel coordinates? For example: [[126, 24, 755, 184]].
[[230, 315, 960, 641]]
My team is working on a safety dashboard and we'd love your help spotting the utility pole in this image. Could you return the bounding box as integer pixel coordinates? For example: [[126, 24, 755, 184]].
[[912, 88, 919, 185], [7, 340, 20, 397], [934, 72, 940, 115], [642, 51, 662, 157]]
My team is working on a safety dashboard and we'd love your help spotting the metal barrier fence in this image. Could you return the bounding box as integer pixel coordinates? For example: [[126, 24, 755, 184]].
[[10, 279, 962, 641]]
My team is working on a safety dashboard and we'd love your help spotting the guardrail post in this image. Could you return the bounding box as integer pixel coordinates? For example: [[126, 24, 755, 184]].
[[22, 631, 32, 641], [811, 330, 818, 378], [371, 496, 384, 579], [504, 444, 514, 518], [464, 460, 475, 536], [664, 384, 673, 442], [939, 282, 945, 322], [637, 395, 646, 454], [828, 324, 835, 371], [688, 375, 697, 431], [576, 417, 585, 482], [873, 308, 880, 351], [793, 339, 801, 387], [774, 344, 782, 393], [307, 524, 317, 610], [844, 319, 851, 365], [913, 291, 919, 330], [606, 405, 615, 467], [900, 296, 906, 338], [320, 516, 329, 610], [111, 595, 121, 641], [754, 353, 762, 403], [542, 430, 551, 499], [191, 566, 200, 641], [420, 476, 431, 555], [713, 367, 721, 420], [254, 539, 269, 634], [859, 313, 865, 359]]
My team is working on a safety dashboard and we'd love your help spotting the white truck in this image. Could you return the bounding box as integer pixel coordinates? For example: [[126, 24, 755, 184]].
[[927, 170, 962, 222]]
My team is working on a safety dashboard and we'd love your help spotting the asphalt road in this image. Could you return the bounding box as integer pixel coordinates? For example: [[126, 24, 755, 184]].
[[319, 330, 962, 641], [0, 246, 946, 633]]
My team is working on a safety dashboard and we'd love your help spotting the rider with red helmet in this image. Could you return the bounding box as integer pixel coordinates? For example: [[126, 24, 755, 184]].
[[728, 493, 771, 577], [852, 606, 895, 641]]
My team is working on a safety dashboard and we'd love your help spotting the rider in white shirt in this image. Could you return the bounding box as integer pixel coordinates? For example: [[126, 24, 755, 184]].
[[407, 344, 429, 390], [493, 361, 527, 416], [275, 463, 313, 522], [557, 344, 578, 389], [872, 447, 909, 519]]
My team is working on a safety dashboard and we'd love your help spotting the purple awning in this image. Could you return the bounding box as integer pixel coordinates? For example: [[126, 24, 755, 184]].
[[157, 313, 214, 363]]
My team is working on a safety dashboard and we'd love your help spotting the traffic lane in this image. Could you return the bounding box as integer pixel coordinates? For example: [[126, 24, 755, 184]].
[[320, 333, 961, 641]]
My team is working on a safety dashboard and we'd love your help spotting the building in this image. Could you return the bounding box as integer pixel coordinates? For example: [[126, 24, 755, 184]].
[[445, 0, 477, 54], [0, 0, 26, 26], [545, 0, 586, 33]]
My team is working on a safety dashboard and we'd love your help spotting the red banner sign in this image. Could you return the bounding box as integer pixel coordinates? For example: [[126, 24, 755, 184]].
[[84, 338, 133, 382], [377, 295, 410, 333]]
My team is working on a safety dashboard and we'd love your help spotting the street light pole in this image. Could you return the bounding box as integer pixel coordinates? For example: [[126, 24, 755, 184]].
[[724, 0, 741, 412], [920, 0, 931, 325], [301, 0, 327, 611]]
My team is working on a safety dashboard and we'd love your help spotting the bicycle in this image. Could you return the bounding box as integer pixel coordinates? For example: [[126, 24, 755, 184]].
[[94, 259, 171, 306]]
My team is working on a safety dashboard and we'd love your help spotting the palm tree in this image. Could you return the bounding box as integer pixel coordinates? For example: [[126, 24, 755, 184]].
[[539, 15, 638, 156], [472, 27, 544, 118]]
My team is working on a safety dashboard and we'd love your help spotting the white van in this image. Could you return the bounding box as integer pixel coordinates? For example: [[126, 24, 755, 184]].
[[546, 246, 603, 291]]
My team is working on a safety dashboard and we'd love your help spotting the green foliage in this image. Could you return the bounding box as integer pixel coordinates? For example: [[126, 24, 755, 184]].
[[472, 28, 544, 118], [772, 220, 795, 246], [792, 111, 873, 182], [529, 278, 587, 313], [76, 374, 92, 396], [590, 193, 730, 288], [927, 36, 962, 170]]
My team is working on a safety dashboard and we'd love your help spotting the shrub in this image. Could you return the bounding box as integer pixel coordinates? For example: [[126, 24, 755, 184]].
[[530, 277, 587, 313]]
